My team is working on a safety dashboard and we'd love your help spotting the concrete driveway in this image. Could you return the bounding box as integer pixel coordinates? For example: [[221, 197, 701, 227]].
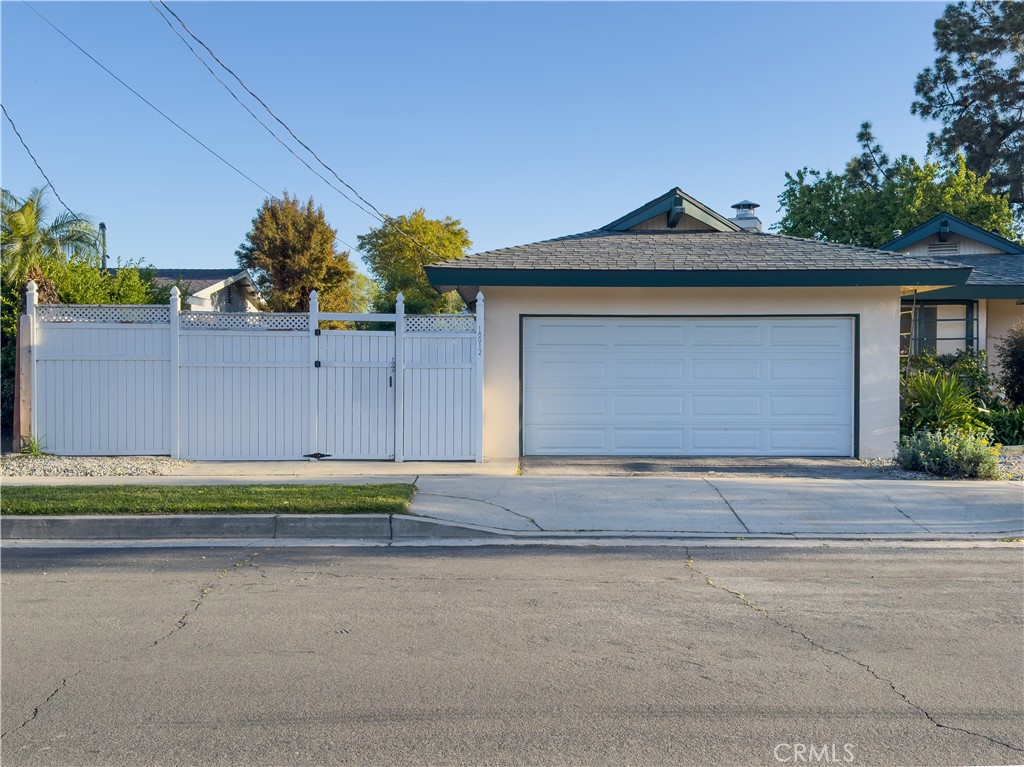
[[411, 476, 1024, 538]]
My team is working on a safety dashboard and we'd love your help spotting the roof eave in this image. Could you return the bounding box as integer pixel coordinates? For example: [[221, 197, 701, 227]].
[[881, 212, 1024, 254]]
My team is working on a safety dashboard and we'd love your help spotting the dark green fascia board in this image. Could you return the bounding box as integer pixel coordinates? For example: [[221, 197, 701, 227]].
[[913, 284, 1024, 300], [600, 188, 740, 233], [881, 212, 1024, 254], [425, 266, 972, 290]]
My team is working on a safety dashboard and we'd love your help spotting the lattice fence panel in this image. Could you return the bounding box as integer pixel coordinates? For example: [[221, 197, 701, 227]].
[[179, 311, 308, 331], [36, 304, 170, 324], [404, 314, 476, 333]]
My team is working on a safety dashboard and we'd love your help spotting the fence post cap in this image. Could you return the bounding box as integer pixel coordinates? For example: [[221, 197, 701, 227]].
[[170, 286, 180, 297]]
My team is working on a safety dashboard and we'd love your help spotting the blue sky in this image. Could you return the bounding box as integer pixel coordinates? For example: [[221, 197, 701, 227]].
[[2, 1, 946, 272]]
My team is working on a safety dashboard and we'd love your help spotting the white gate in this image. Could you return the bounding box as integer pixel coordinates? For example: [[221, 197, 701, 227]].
[[23, 282, 484, 462], [317, 331, 395, 459]]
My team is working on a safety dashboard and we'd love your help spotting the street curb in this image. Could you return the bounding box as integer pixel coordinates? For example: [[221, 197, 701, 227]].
[[0, 514, 508, 541]]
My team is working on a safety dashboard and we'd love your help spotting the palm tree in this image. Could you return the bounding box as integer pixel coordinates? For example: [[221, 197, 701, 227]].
[[1, 187, 99, 298]]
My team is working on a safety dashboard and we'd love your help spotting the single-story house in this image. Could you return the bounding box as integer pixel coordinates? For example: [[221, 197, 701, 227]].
[[150, 268, 260, 312], [425, 188, 986, 461], [881, 213, 1023, 366]]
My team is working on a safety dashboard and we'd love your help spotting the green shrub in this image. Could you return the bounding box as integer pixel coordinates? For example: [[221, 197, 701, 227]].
[[896, 428, 1001, 479], [985, 408, 1024, 446], [901, 371, 986, 434], [906, 349, 1002, 406], [994, 320, 1024, 407]]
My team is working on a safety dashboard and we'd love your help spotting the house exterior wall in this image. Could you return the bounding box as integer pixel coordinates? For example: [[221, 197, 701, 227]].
[[629, 212, 717, 232], [986, 299, 1024, 372], [190, 283, 258, 312], [481, 286, 901, 460]]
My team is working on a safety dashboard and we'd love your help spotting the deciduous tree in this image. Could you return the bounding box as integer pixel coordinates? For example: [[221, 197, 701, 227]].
[[357, 210, 471, 315], [236, 193, 354, 312], [775, 124, 1019, 248]]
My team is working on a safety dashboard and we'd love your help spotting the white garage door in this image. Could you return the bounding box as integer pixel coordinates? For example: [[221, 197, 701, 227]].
[[523, 317, 854, 456]]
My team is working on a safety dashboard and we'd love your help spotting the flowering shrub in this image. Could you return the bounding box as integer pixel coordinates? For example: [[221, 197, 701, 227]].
[[895, 427, 1001, 479]]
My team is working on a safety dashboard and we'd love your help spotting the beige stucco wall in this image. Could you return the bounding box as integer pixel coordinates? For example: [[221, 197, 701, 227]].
[[986, 299, 1024, 372], [481, 286, 902, 460]]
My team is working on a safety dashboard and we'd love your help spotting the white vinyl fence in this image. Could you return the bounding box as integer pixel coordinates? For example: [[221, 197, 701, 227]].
[[25, 282, 484, 461]]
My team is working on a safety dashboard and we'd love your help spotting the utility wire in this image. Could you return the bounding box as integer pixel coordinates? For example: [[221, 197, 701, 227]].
[[22, 1, 275, 200], [1, 103, 75, 215], [148, 1, 380, 227], [156, 0, 448, 263], [22, 1, 363, 258]]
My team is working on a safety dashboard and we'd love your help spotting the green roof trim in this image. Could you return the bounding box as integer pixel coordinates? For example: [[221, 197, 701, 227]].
[[425, 266, 972, 290], [915, 284, 1024, 300], [881, 212, 1024, 254], [600, 188, 740, 232]]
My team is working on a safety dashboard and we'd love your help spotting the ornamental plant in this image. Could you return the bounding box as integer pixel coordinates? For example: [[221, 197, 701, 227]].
[[895, 427, 1001, 479], [901, 371, 986, 434]]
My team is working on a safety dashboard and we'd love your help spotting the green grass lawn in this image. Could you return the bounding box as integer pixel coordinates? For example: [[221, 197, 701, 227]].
[[0, 483, 415, 516]]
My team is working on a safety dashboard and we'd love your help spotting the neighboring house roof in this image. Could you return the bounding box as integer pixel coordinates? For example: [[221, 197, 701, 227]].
[[147, 269, 250, 293], [880, 212, 1024, 300]]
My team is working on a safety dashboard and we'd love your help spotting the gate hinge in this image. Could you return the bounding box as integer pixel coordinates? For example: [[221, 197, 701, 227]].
[[303, 452, 332, 459], [314, 360, 321, 368], [314, 328, 321, 336]]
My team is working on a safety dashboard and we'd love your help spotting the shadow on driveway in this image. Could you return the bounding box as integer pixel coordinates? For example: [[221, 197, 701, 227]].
[[520, 456, 893, 480]]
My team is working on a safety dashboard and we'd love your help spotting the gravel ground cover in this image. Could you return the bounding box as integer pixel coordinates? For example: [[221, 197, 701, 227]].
[[0, 454, 190, 478], [3, 452, 1022, 481]]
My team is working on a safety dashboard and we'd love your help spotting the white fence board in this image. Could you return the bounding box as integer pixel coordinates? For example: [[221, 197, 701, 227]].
[[34, 324, 171, 455], [179, 331, 312, 460], [26, 291, 483, 462]]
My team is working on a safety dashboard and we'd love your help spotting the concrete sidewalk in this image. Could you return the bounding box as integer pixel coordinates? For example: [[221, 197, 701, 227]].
[[410, 475, 1024, 537], [3, 466, 1021, 539]]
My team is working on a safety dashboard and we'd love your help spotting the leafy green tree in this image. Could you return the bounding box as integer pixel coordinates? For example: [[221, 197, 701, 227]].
[[236, 193, 354, 312], [348, 271, 380, 314], [912, 1, 1024, 215], [1, 187, 167, 434], [775, 123, 1020, 248], [357, 209, 471, 315]]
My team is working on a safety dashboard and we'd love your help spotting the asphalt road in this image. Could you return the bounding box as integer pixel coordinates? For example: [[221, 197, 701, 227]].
[[2, 545, 1022, 767]]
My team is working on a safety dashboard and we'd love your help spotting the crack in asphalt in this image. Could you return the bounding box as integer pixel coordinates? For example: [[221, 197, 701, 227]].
[[151, 551, 261, 647], [2, 551, 266, 740], [0, 674, 79, 740], [684, 549, 1024, 755], [702, 478, 751, 533], [413, 490, 544, 531]]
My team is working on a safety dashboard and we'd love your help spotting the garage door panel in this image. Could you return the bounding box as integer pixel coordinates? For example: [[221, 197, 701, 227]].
[[769, 323, 850, 348], [691, 428, 762, 451], [691, 359, 763, 382], [523, 317, 854, 457], [691, 323, 763, 346], [769, 394, 847, 417], [613, 324, 684, 347], [769, 427, 852, 452], [613, 359, 684, 381], [614, 429, 685, 450], [692, 394, 762, 417], [768, 358, 847, 381], [614, 395, 684, 417]]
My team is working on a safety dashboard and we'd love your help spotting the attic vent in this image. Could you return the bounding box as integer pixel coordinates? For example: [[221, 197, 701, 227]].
[[928, 242, 960, 257]]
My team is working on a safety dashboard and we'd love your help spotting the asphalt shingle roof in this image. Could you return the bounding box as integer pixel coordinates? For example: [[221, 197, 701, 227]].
[[945, 253, 1023, 287], [148, 268, 245, 291], [430, 230, 965, 273]]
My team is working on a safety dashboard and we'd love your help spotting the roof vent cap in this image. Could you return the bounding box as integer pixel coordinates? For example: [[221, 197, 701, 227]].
[[729, 200, 762, 232]]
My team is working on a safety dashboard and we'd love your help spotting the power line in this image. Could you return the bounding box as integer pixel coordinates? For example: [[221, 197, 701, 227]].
[[1, 103, 75, 215], [24, 2, 372, 260], [148, 0, 381, 226], [155, 0, 448, 263], [22, 1, 276, 200]]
